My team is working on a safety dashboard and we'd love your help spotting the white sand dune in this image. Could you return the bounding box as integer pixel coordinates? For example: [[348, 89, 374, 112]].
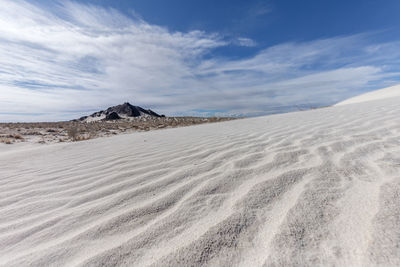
[[336, 84, 400, 106], [1, 96, 400, 266]]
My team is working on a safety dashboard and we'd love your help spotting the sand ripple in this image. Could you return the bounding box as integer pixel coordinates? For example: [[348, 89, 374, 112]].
[[1, 98, 400, 266]]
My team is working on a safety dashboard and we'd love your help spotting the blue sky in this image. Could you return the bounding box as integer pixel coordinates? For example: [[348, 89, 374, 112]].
[[1, 0, 400, 121]]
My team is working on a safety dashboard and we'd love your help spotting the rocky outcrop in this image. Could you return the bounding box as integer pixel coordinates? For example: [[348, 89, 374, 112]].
[[105, 112, 121, 120], [105, 102, 163, 118], [77, 102, 165, 122]]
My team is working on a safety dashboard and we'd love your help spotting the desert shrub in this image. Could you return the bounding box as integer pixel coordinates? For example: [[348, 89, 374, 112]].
[[0, 138, 12, 144], [74, 134, 93, 141], [66, 125, 95, 142], [11, 133, 24, 140], [0, 134, 24, 143], [26, 131, 42, 135], [67, 126, 79, 141]]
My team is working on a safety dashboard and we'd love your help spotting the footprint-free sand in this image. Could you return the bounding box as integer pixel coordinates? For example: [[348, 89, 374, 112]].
[[1, 92, 400, 266]]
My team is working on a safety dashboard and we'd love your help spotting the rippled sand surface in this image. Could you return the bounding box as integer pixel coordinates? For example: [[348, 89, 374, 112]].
[[1, 97, 400, 266]]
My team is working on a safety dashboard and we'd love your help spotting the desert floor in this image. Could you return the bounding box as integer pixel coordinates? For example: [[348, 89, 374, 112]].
[[1, 97, 400, 266], [0, 117, 236, 145]]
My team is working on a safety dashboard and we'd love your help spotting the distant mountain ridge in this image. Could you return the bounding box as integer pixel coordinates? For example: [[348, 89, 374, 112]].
[[77, 102, 164, 122]]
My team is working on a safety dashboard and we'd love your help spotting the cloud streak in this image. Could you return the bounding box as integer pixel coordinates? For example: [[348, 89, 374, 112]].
[[0, 0, 399, 121]]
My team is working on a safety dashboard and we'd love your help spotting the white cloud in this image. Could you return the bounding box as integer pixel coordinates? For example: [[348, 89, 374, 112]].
[[0, 0, 399, 121], [235, 37, 257, 47]]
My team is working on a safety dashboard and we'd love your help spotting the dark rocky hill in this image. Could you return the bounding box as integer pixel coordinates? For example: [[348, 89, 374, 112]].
[[78, 102, 164, 121]]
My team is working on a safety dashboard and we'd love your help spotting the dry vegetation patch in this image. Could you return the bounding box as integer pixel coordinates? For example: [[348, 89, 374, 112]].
[[0, 117, 238, 144], [0, 133, 25, 144]]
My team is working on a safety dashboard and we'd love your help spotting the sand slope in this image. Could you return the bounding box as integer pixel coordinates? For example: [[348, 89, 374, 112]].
[[336, 84, 400, 106], [1, 97, 400, 266]]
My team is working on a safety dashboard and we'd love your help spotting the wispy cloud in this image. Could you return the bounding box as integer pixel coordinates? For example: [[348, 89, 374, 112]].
[[248, 1, 272, 17], [235, 37, 258, 47], [0, 0, 399, 121]]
